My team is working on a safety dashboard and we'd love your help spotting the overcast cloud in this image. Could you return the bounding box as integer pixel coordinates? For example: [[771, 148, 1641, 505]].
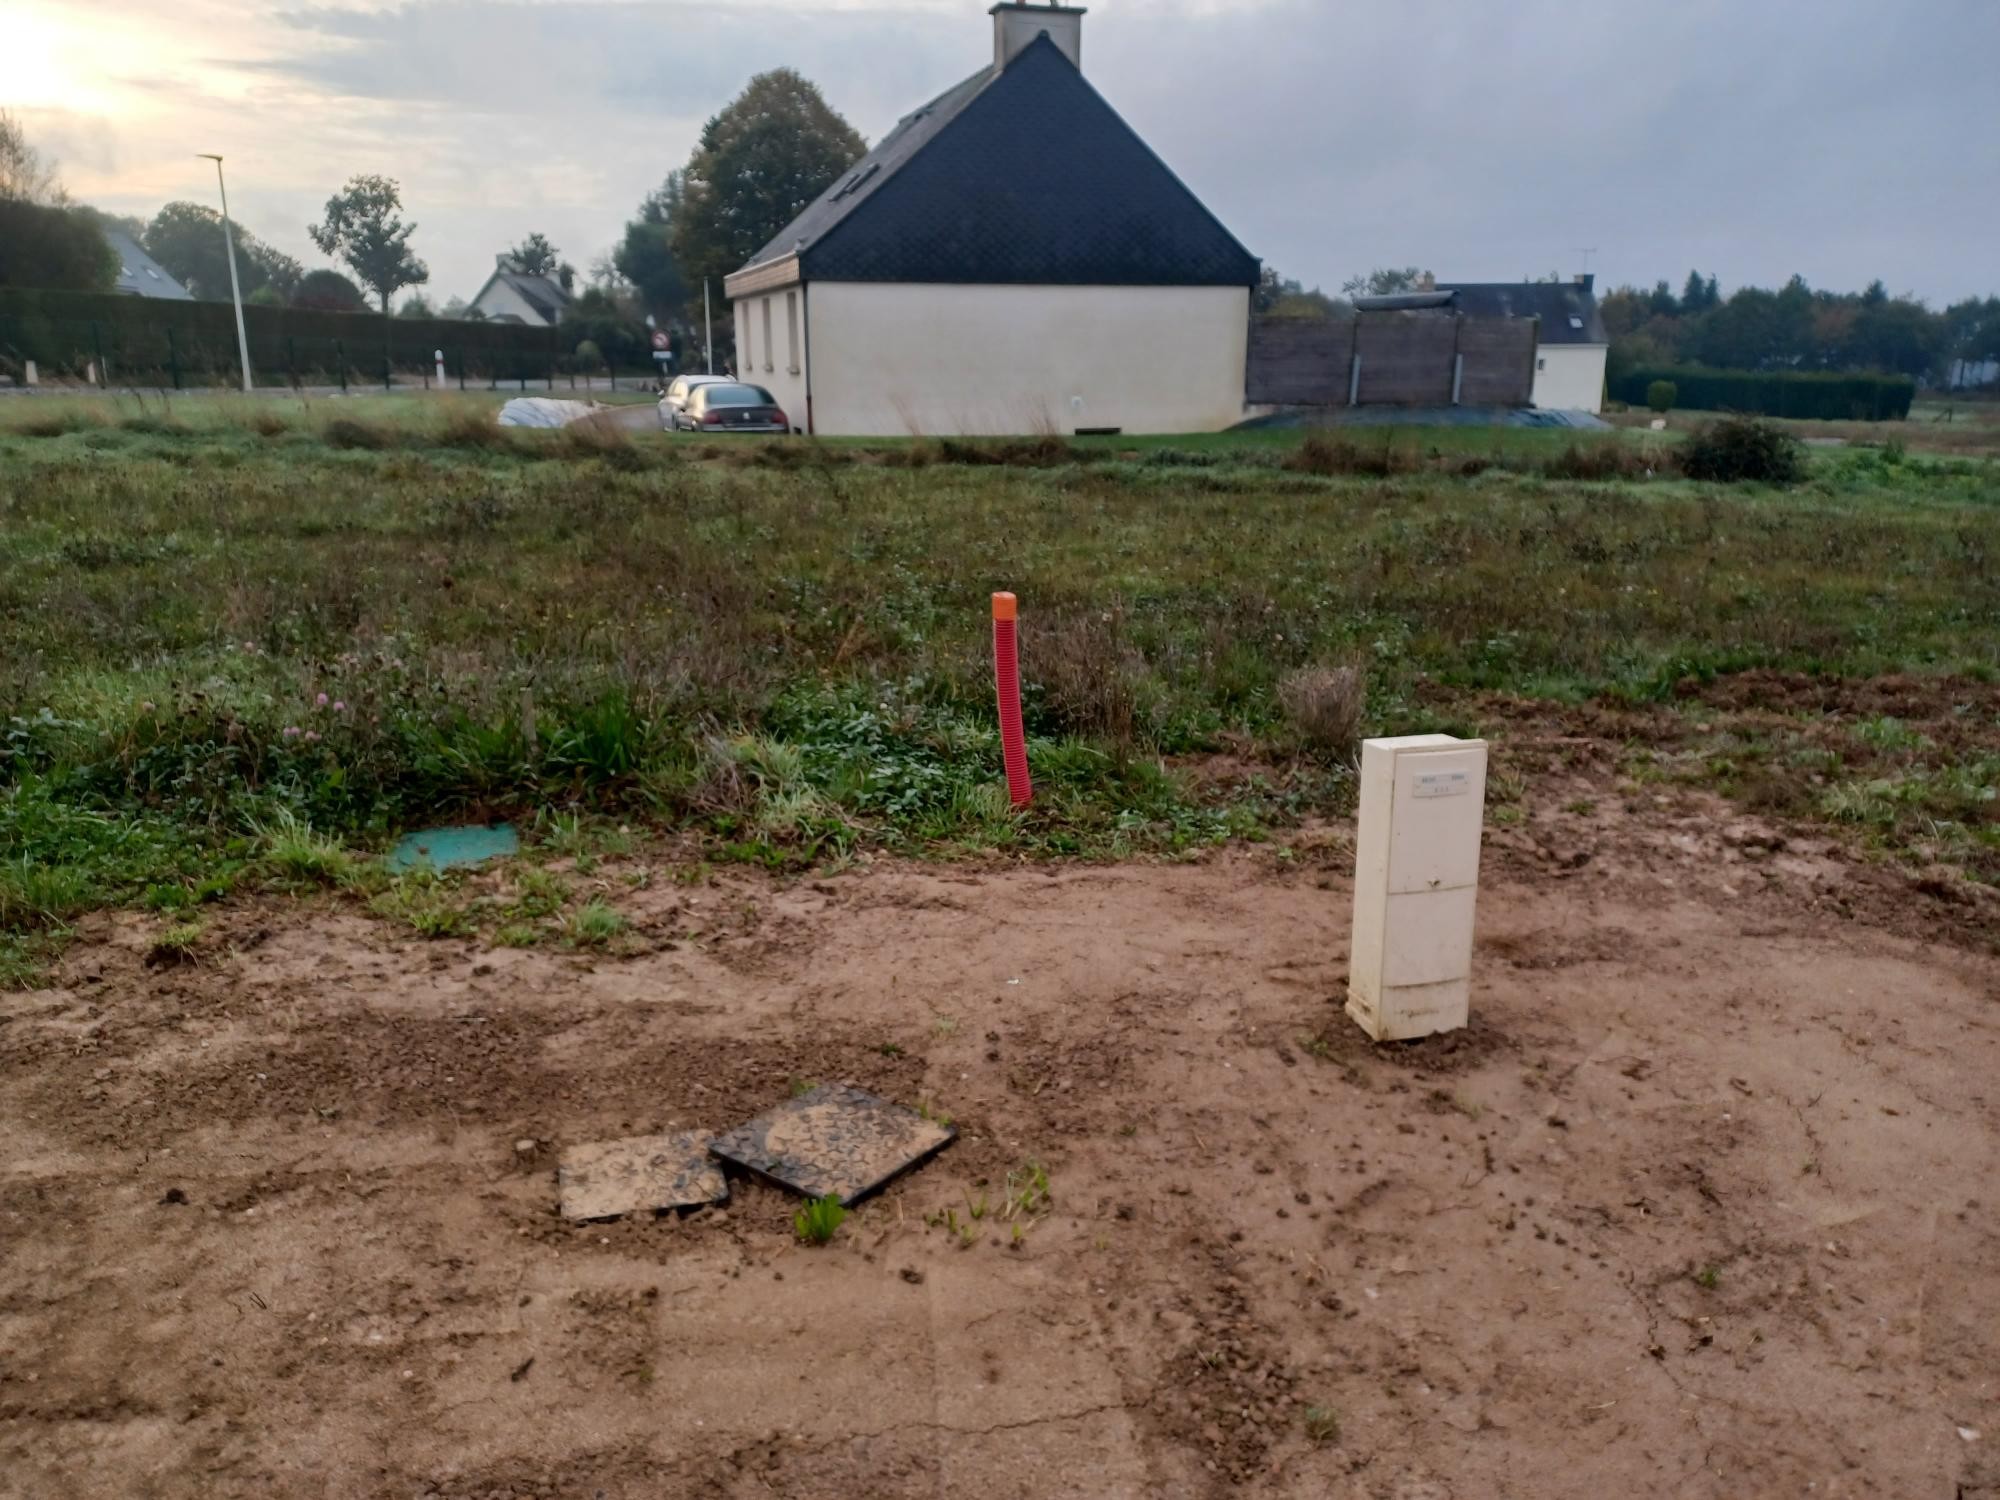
[[13, 0, 1997, 306]]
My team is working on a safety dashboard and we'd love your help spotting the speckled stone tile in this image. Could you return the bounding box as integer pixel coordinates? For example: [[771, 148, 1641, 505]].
[[558, 1133, 728, 1221], [707, 1085, 955, 1206]]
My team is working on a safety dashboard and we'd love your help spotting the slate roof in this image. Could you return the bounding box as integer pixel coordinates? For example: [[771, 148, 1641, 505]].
[[732, 35, 1258, 291], [104, 230, 193, 301], [1434, 281, 1608, 345], [469, 266, 572, 326]]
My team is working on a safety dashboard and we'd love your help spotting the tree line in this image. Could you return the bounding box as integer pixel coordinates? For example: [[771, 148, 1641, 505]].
[[1602, 272, 1997, 386]]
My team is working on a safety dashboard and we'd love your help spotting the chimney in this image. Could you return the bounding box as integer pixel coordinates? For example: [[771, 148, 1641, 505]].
[[991, 2, 1086, 71], [1574, 273, 1595, 292]]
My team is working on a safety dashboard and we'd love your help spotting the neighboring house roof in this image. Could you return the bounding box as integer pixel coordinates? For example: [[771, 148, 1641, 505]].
[[730, 34, 1259, 293], [103, 230, 193, 301], [467, 263, 572, 325], [1434, 280, 1608, 345]]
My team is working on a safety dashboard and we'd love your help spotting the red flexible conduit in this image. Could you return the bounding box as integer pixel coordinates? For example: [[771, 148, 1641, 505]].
[[992, 592, 1033, 809]]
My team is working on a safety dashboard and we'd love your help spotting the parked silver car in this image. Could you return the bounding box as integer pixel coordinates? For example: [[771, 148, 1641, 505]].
[[657, 373, 732, 430]]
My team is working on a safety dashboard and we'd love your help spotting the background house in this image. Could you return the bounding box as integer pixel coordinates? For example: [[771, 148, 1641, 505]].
[[103, 229, 193, 301], [1436, 277, 1608, 412], [723, 2, 1260, 437], [466, 256, 572, 326]]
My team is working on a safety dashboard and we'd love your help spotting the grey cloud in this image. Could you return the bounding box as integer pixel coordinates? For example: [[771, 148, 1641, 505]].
[[207, 0, 1996, 306]]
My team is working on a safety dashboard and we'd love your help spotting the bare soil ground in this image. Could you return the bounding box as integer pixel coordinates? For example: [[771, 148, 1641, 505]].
[[4, 765, 1998, 1498]]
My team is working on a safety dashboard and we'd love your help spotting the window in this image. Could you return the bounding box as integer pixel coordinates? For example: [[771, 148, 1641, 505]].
[[1568, 315, 1584, 331], [741, 311, 753, 371], [785, 291, 800, 374], [761, 298, 774, 372], [1537, 357, 1547, 371]]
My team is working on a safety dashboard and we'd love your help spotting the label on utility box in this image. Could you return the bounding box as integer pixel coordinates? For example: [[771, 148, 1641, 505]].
[[1411, 770, 1472, 800]]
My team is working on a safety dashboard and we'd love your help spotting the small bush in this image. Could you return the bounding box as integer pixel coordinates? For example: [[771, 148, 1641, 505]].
[[323, 416, 392, 451], [1646, 380, 1677, 414], [1278, 663, 1366, 761], [934, 434, 1081, 468], [10, 409, 104, 439], [1681, 415, 1806, 485], [559, 415, 647, 470], [246, 409, 291, 438]]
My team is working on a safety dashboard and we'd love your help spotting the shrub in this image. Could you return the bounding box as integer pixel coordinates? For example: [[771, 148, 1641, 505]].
[[1680, 415, 1806, 485], [436, 405, 511, 449], [1278, 663, 1366, 760], [1646, 380, 1677, 413], [1541, 441, 1655, 481]]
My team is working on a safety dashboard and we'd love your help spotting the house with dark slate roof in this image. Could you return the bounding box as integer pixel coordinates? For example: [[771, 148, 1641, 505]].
[[723, 2, 1260, 437], [1436, 277, 1609, 413], [467, 256, 573, 328]]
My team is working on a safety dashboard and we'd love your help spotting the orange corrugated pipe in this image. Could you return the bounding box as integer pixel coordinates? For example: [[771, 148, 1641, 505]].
[[992, 592, 1032, 809]]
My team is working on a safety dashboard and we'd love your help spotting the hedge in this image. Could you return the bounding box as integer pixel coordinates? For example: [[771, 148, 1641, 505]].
[[0, 286, 565, 386], [1609, 365, 1914, 421]]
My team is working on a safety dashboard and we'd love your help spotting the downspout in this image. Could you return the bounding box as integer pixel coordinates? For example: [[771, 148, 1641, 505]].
[[802, 281, 815, 436]]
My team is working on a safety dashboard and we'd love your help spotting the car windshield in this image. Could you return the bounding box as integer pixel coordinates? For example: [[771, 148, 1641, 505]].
[[702, 384, 774, 407]]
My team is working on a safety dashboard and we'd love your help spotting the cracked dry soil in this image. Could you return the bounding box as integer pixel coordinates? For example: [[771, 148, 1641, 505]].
[[3, 775, 1997, 1498]]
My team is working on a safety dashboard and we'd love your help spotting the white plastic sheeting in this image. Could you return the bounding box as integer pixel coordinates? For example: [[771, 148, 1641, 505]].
[[496, 397, 600, 429]]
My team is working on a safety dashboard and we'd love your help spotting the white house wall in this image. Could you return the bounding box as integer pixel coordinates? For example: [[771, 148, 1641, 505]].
[[472, 279, 552, 328], [733, 291, 810, 432], [1532, 345, 1607, 413], [800, 282, 1250, 437]]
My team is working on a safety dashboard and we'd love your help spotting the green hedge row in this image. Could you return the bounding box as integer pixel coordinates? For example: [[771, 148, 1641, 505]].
[[0, 286, 562, 385], [1610, 365, 1915, 421]]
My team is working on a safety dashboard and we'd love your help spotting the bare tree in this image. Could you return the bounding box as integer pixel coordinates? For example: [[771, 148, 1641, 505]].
[[0, 110, 65, 204]]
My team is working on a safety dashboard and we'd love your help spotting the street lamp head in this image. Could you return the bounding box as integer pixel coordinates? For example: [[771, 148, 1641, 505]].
[[197, 152, 223, 162]]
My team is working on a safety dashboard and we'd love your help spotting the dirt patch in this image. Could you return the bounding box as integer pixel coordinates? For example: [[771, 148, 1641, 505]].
[[3, 779, 1997, 1497]]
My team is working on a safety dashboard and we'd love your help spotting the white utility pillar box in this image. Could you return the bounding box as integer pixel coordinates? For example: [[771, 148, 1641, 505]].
[[1347, 734, 1488, 1042]]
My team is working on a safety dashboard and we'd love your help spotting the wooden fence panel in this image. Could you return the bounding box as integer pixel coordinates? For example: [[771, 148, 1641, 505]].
[[1246, 317, 1355, 405], [1355, 311, 1456, 405], [1455, 317, 1539, 406]]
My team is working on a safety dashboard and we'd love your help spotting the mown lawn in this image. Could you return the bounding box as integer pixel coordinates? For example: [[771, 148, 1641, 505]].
[[2, 409, 1996, 981]]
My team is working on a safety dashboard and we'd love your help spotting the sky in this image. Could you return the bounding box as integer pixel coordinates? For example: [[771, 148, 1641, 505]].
[[11, 0, 1998, 308]]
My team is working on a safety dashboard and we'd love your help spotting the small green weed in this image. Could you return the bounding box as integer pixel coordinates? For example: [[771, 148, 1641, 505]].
[[794, 1194, 847, 1246], [510, 866, 571, 919], [1694, 1264, 1721, 1291], [494, 923, 542, 949], [790, 1077, 820, 1098], [148, 920, 205, 964], [256, 809, 357, 887], [1303, 1405, 1340, 1444], [1002, 1161, 1051, 1221], [564, 899, 626, 945]]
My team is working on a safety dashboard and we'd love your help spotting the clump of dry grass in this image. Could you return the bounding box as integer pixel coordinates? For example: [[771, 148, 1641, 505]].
[[1282, 433, 1417, 478], [1278, 662, 1367, 761], [935, 434, 1083, 468], [322, 416, 393, 451], [1034, 608, 1143, 746], [436, 405, 513, 450], [9, 408, 107, 438], [559, 414, 647, 470], [1540, 440, 1660, 481], [245, 409, 291, 438]]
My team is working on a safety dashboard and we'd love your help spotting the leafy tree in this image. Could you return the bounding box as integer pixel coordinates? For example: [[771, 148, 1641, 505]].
[[673, 72, 866, 292], [398, 293, 437, 319], [0, 198, 115, 290], [1340, 266, 1431, 299], [1845, 295, 1944, 378], [502, 232, 576, 291], [1680, 270, 1720, 314], [615, 170, 690, 318], [291, 268, 367, 312], [0, 110, 63, 204], [143, 201, 301, 302], [1647, 280, 1680, 319], [307, 175, 428, 315], [1255, 267, 1348, 319]]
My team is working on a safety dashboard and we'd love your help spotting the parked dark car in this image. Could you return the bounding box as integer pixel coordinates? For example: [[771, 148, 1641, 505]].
[[657, 373, 731, 429], [671, 382, 791, 434]]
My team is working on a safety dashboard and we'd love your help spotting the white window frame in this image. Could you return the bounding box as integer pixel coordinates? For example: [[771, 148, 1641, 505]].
[[785, 291, 800, 375], [762, 298, 775, 372]]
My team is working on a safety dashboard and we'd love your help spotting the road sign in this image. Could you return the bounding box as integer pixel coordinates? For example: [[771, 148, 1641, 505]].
[[651, 330, 670, 351]]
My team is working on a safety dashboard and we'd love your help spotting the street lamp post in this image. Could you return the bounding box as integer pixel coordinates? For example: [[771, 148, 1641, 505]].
[[199, 154, 254, 393]]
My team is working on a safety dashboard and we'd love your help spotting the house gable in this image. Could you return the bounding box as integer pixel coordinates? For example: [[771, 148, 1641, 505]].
[[737, 35, 1258, 292]]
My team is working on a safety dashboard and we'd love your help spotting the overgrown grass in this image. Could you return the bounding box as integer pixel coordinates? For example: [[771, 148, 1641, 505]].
[[0, 422, 1995, 982]]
